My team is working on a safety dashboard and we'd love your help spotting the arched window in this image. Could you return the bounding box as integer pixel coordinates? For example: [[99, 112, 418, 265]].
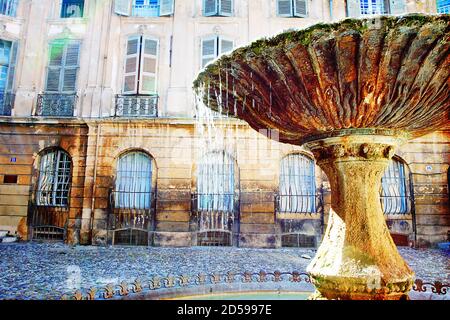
[[278, 154, 316, 214], [36, 149, 72, 207], [381, 158, 409, 214], [115, 151, 153, 209], [197, 151, 235, 212]]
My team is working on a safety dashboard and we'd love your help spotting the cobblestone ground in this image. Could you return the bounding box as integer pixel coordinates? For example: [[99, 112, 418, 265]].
[[0, 243, 448, 300]]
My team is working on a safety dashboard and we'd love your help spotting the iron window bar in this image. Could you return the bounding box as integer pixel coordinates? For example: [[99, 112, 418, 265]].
[[36, 93, 77, 117], [0, 92, 15, 116], [115, 94, 159, 117], [275, 193, 321, 215], [27, 202, 69, 241]]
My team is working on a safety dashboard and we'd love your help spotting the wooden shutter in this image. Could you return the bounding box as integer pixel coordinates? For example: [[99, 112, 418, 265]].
[[160, 0, 174, 16], [293, 0, 308, 17], [203, 0, 217, 16], [123, 36, 140, 94], [347, 0, 361, 17], [62, 41, 81, 93], [389, 0, 405, 14], [201, 37, 217, 68], [115, 0, 131, 16], [139, 37, 158, 94], [277, 0, 293, 17], [219, 38, 233, 55], [6, 41, 18, 92], [46, 41, 65, 92], [219, 0, 233, 16]]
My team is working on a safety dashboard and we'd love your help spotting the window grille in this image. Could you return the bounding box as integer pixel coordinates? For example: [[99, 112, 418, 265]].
[[114, 152, 153, 209], [36, 149, 72, 207], [381, 158, 410, 215], [278, 154, 316, 214]]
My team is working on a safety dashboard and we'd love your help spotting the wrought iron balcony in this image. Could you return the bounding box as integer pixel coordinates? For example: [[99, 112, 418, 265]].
[[0, 0, 18, 17], [36, 93, 77, 117], [115, 95, 158, 118], [0, 92, 15, 116], [131, 4, 159, 17]]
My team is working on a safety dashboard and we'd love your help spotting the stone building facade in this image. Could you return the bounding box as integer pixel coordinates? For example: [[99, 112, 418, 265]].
[[0, 0, 448, 248]]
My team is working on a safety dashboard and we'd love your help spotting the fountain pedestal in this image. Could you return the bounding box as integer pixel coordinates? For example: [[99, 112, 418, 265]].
[[305, 134, 414, 300]]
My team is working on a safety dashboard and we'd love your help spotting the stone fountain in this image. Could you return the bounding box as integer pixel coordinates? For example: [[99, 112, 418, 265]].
[[193, 14, 450, 300]]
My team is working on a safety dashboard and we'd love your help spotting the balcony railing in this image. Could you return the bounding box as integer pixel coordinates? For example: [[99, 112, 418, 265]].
[[0, 0, 18, 17], [36, 93, 77, 117], [0, 92, 15, 116], [115, 94, 158, 117], [131, 4, 159, 17], [437, 4, 450, 13]]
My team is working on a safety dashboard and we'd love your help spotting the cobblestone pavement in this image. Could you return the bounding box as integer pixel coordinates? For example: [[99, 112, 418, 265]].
[[0, 243, 448, 300]]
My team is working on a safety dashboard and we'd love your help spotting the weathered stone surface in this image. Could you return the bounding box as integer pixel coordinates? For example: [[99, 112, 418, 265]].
[[194, 15, 450, 145]]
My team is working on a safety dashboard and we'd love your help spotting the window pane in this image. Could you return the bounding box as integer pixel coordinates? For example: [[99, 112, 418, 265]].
[[381, 159, 409, 214], [61, 0, 85, 18], [279, 154, 315, 213], [124, 75, 136, 92]]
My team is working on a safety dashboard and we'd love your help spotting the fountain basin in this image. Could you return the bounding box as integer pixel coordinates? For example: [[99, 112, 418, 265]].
[[193, 14, 450, 300]]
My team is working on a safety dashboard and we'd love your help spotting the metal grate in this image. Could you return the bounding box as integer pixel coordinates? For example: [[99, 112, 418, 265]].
[[115, 95, 158, 117], [36, 149, 72, 207], [36, 93, 77, 117], [28, 204, 68, 241], [281, 233, 316, 248], [381, 159, 411, 215], [108, 152, 155, 246], [278, 154, 316, 214], [194, 151, 237, 246]]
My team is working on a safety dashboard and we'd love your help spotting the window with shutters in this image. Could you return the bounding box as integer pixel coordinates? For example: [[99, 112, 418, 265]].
[[381, 158, 410, 215], [277, 154, 316, 214], [203, 0, 233, 16], [37, 39, 81, 117], [130, 0, 174, 17], [0, 0, 18, 17], [0, 39, 17, 116], [437, 0, 450, 13], [276, 0, 308, 17], [201, 36, 233, 68], [347, 0, 406, 17], [36, 149, 72, 207], [60, 0, 84, 18], [116, 35, 159, 117]]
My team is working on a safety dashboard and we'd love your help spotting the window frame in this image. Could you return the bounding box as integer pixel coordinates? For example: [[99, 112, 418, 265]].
[[36, 149, 72, 208], [122, 35, 159, 95], [200, 35, 234, 69], [278, 153, 316, 215], [59, 0, 85, 19]]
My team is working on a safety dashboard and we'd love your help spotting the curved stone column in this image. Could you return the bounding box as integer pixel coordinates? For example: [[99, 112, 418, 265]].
[[305, 134, 414, 300]]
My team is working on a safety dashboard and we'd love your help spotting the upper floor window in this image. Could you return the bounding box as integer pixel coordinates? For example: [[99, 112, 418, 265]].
[[203, 0, 233, 17], [60, 0, 84, 18], [0, 0, 18, 17], [276, 0, 308, 17], [437, 0, 450, 13], [123, 36, 158, 95], [0, 39, 18, 116], [381, 158, 410, 215], [347, 0, 406, 17], [45, 40, 81, 94], [278, 154, 316, 214], [201, 36, 233, 68], [36, 149, 72, 207], [114, 0, 174, 17]]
